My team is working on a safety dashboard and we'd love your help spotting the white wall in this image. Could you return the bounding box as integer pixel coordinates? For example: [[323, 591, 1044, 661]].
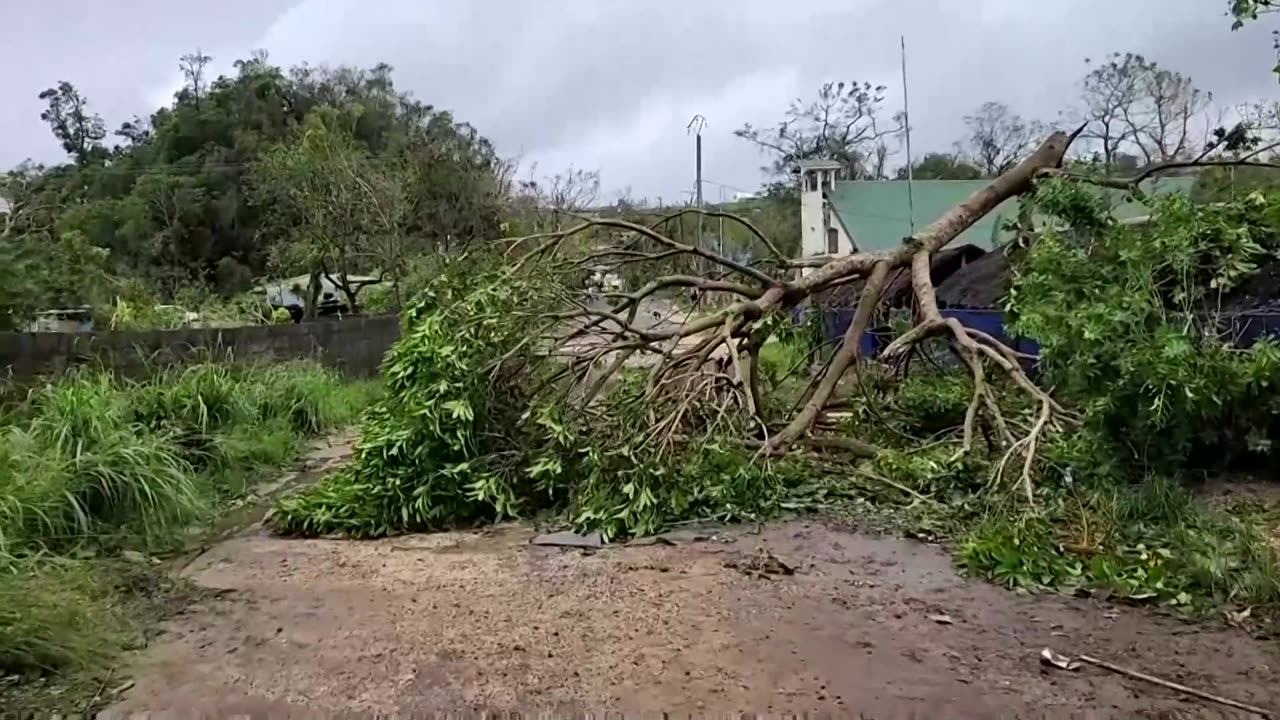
[[799, 170, 852, 261]]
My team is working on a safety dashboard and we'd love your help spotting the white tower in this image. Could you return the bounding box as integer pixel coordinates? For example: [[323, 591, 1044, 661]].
[[797, 159, 847, 260]]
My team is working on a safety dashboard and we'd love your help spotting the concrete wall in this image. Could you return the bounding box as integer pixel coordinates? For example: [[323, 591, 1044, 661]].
[[0, 315, 402, 381]]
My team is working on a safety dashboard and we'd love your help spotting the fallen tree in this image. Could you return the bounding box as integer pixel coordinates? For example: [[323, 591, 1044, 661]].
[[510, 129, 1081, 499], [273, 126, 1280, 603], [270, 130, 1082, 539]]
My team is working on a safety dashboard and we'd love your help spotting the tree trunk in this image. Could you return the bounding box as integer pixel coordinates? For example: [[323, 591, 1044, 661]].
[[304, 270, 322, 320]]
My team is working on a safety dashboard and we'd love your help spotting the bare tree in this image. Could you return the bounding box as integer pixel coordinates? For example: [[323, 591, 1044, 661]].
[[867, 110, 908, 180], [963, 102, 1043, 176], [736, 81, 902, 180], [513, 164, 602, 231], [1227, 100, 1280, 155], [1075, 53, 1211, 167], [178, 50, 213, 110]]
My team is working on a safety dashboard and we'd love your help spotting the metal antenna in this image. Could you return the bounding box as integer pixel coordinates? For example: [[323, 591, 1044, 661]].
[[900, 36, 916, 234]]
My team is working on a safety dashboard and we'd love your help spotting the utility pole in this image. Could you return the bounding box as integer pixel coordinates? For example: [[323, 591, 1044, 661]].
[[687, 114, 707, 266], [718, 186, 725, 258]]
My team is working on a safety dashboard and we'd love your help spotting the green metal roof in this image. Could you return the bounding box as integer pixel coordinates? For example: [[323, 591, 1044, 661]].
[[826, 177, 1196, 253]]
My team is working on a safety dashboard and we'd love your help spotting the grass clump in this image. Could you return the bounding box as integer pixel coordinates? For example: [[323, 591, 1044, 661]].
[[830, 431, 1280, 611], [0, 359, 372, 685], [954, 470, 1280, 608], [0, 560, 126, 676]]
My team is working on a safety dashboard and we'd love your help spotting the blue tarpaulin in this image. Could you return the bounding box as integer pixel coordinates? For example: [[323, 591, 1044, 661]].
[[810, 307, 1280, 359]]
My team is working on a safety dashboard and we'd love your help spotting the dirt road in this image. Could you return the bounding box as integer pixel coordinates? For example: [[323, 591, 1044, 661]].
[[102, 517, 1276, 718]]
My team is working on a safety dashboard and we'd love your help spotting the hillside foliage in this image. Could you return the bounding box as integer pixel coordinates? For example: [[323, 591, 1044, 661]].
[[1, 55, 506, 326]]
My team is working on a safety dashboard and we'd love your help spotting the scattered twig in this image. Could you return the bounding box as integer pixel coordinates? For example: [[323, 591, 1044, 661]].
[[855, 469, 938, 506], [1076, 653, 1273, 718], [83, 668, 115, 713]]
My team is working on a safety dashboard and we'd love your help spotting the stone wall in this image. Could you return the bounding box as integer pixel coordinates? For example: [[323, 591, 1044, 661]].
[[0, 315, 401, 381]]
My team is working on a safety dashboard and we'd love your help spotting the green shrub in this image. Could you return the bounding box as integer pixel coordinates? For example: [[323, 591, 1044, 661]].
[[891, 372, 972, 436], [273, 266, 560, 537], [1011, 181, 1280, 473], [956, 475, 1280, 606]]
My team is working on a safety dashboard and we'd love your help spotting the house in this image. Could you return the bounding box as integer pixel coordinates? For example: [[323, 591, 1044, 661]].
[[797, 162, 1196, 260], [28, 307, 94, 333], [253, 273, 380, 319]]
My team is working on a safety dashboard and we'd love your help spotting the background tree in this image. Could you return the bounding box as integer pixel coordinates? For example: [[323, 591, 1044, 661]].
[[177, 50, 212, 110], [3, 52, 506, 311], [511, 164, 601, 232], [397, 113, 505, 254], [114, 115, 152, 146], [736, 81, 901, 180], [38, 82, 107, 166], [962, 102, 1042, 176], [1075, 53, 1210, 167], [249, 110, 410, 315], [895, 152, 983, 180]]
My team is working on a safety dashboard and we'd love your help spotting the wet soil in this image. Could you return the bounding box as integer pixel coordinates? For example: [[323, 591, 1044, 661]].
[[101, 518, 1277, 718]]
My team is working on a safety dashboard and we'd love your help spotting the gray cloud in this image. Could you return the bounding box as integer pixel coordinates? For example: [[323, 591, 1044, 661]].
[[0, 0, 294, 167], [3, 0, 1277, 199]]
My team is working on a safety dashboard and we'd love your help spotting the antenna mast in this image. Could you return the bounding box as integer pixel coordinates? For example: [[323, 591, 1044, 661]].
[[900, 35, 916, 234]]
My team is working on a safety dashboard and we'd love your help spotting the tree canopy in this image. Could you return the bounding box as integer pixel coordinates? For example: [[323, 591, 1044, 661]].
[[0, 52, 506, 323]]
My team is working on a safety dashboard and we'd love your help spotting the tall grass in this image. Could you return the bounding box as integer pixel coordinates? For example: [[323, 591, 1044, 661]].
[[0, 359, 373, 681], [0, 559, 126, 675]]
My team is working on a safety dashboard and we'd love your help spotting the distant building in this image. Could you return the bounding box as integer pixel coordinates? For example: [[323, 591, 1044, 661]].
[[796, 163, 1196, 261], [253, 273, 379, 318], [28, 307, 94, 333]]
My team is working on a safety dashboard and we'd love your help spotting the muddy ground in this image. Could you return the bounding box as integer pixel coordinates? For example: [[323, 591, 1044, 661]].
[[101, 513, 1277, 717]]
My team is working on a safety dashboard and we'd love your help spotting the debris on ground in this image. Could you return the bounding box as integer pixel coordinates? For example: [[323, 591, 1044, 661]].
[[1040, 648, 1080, 671], [626, 528, 724, 547], [1041, 648, 1274, 718], [529, 530, 603, 549], [725, 546, 795, 579]]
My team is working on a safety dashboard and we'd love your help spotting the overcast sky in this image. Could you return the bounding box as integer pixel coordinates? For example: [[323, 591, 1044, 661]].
[[2, 0, 1277, 200]]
